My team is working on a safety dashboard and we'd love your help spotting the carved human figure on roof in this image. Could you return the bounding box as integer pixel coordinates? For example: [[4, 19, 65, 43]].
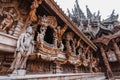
[[0, 9, 16, 32], [9, 25, 34, 73], [78, 47, 82, 58], [59, 41, 64, 51], [37, 26, 47, 49], [57, 25, 68, 41], [53, 28, 58, 48]]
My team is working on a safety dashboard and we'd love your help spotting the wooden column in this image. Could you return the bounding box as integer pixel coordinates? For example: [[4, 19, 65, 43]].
[[89, 53, 93, 73], [74, 65, 78, 73], [113, 41, 120, 62], [100, 45, 115, 80], [55, 62, 62, 74]]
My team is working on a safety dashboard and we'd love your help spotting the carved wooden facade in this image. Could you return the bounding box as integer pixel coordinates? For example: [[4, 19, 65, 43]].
[[68, 0, 120, 79], [0, 0, 98, 77]]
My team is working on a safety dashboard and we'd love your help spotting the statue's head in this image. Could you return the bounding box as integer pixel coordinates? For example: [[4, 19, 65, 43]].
[[26, 26, 33, 34]]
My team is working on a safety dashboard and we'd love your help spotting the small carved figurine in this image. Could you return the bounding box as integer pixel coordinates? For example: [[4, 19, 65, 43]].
[[59, 41, 64, 51], [37, 26, 46, 49], [0, 9, 15, 32]]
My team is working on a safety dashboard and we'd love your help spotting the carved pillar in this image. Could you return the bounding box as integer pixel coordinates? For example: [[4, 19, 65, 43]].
[[113, 41, 120, 62], [66, 39, 71, 52], [74, 65, 78, 73], [53, 29, 58, 49], [53, 35, 58, 49], [72, 40, 76, 54], [100, 45, 115, 80], [55, 62, 61, 74], [89, 53, 93, 73]]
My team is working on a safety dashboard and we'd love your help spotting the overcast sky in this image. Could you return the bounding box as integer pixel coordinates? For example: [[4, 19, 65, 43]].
[[54, 0, 120, 20]]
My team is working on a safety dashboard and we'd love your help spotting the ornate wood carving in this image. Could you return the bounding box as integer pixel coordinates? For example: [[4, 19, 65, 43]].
[[106, 49, 117, 62], [113, 40, 120, 62], [29, 0, 42, 22], [36, 40, 67, 62], [8, 26, 34, 74], [57, 25, 68, 41], [100, 45, 115, 79], [0, 0, 30, 37], [38, 15, 57, 29]]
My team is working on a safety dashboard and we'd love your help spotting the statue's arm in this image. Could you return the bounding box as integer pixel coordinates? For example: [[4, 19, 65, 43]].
[[31, 38, 35, 53], [20, 34, 25, 50], [16, 36, 21, 51]]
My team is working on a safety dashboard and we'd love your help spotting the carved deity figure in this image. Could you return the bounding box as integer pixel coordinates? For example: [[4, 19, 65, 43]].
[[78, 47, 82, 57], [57, 25, 68, 41], [29, 0, 42, 22], [0, 9, 15, 31], [37, 26, 46, 49], [65, 39, 71, 52], [9, 26, 34, 72], [53, 29, 58, 48], [59, 41, 64, 51]]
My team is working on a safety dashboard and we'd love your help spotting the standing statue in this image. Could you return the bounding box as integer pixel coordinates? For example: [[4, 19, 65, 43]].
[[59, 41, 64, 51], [53, 29, 58, 48], [9, 25, 34, 73], [78, 47, 82, 58], [37, 26, 46, 49]]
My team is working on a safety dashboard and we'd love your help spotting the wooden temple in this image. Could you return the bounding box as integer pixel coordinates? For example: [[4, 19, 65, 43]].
[[67, 0, 120, 79], [0, 0, 118, 80]]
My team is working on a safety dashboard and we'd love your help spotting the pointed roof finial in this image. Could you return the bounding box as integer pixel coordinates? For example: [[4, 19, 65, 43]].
[[86, 5, 92, 19]]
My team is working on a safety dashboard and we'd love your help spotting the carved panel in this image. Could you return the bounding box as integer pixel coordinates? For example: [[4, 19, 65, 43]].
[[0, 0, 29, 37]]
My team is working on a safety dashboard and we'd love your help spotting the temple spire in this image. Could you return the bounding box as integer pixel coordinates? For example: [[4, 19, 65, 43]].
[[103, 10, 118, 23], [75, 0, 86, 20], [86, 5, 92, 20]]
